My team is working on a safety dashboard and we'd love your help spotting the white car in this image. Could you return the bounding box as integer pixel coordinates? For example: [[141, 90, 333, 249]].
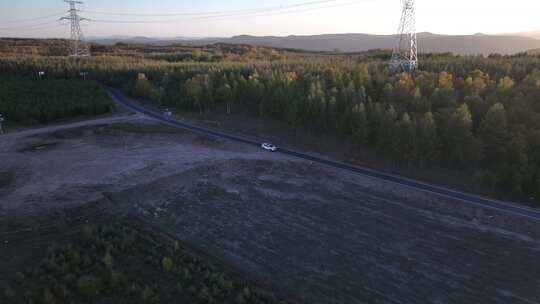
[[261, 143, 278, 152], [163, 109, 173, 118]]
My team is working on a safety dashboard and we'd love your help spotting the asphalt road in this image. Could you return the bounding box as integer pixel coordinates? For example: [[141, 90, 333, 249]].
[[107, 88, 540, 222]]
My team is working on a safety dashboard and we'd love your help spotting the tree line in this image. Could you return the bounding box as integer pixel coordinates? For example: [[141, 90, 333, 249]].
[[0, 76, 112, 124], [1, 52, 539, 202]]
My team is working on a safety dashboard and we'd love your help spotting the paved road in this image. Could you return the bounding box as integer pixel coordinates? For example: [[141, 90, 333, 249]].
[[107, 89, 540, 222]]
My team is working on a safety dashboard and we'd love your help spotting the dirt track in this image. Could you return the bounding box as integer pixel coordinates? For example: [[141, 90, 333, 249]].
[[1, 119, 540, 304]]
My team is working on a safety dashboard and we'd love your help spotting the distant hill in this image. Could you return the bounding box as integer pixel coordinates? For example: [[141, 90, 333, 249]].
[[508, 31, 540, 40], [88, 36, 161, 45], [89, 32, 540, 55]]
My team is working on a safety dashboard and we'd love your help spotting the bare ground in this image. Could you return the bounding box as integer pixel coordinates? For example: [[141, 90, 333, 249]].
[[1, 117, 540, 304], [0, 115, 282, 216]]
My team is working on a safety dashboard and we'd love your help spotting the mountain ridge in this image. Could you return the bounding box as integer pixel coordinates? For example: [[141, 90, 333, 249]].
[[87, 32, 540, 55]]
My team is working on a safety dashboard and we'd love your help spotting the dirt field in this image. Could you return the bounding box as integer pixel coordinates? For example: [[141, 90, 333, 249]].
[[0, 115, 283, 216], [1, 116, 540, 304]]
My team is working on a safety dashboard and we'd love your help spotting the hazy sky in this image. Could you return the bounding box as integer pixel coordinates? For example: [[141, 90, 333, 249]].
[[1, 0, 539, 38]]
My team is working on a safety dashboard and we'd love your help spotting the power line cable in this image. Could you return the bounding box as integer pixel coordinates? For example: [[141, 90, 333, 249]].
[[82, 0, 339, 17], [195, 0, 364, 21], [1, 12, 66, 24], [0, 23, 66, 32], [87, 0, 360, 24], [0, 20, 62, 31]]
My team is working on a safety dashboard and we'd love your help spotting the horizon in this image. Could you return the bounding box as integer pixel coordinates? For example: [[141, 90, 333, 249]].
[[1, 0, 539, 39], [2, 31, 540, 41]]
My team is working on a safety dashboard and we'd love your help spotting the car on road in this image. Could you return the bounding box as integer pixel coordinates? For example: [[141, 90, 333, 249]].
[[163, 108, 173, 118], [261, 143, 278, 152]]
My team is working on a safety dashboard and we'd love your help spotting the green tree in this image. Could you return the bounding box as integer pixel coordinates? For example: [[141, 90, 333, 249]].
[[503, 132, 529, 193], [416, 112, 438, 166], [185, 74, 210, 114], [479, 103, 509, 164], [77, 275, 102, 298], [353, 103, 369, 145], [396, 113, 418, 164], [216, 83, 233, 114], [376, 106, 398, 159], [103, 252, 113, 269], [464, 94, 489, 130], [162, 257, 174, 272], [437, 104, 481, 165]]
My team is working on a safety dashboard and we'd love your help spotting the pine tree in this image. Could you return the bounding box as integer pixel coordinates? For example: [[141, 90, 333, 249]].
[[479, 103, 509, 164], [185, 74, 210, 114], [376, 105, 398, 159], [216, 83, 233, 114], [416, 112, 438, 166], [352, 103, 369, 145], [396, 113, 418, 164], [437, 103, 481, 165]]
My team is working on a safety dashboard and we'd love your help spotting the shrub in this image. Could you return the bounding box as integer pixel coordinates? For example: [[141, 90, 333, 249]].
[[243, 286, 251, 299], [161, 257, 174, 272], [110, 271, 125, 288], [77, 275, 102, 298], [141, 285, 159, 304], [43, 288, 55, 304], [235, 293, 245, 304], [15, 272, 25, 284], [103, 252, 114, 269], [3, 286, 15, 299]]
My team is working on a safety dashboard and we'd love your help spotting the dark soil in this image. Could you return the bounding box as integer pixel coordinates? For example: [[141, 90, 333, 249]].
[[0, 169, 15, 190]]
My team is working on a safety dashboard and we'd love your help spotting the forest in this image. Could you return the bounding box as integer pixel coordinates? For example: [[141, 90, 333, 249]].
[[0, 41, 539, 203], [0, 76, 112, 125]]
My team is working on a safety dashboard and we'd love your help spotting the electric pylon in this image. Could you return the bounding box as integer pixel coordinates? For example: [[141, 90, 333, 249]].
[[389, 0, 417, 72], [61, 0, 90, 56]]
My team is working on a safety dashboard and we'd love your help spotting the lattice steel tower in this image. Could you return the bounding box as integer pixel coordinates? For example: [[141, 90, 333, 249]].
[[390, 0, 417, 72], [61, 0, 90, 56]]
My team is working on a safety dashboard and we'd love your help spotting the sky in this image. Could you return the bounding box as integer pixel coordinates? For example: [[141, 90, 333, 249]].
[[0, 0, 539, 38]]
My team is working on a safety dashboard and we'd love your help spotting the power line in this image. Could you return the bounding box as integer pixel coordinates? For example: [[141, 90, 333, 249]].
[[196, 1, 363, 22], [0, 12, 66, 24], [87, 0, 362, 24], [0, 20, 62, 31], [0, 23, 66, 33], [82, 0, 339, 17], [0, 0, 365, 32]]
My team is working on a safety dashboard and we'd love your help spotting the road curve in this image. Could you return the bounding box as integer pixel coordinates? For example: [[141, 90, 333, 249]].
[[107, 88, 540, 222]]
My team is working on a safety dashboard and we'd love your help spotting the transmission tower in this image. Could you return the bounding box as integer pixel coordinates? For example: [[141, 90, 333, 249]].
[[389, 0, 417, 72], [61, 0, 90, 56]]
